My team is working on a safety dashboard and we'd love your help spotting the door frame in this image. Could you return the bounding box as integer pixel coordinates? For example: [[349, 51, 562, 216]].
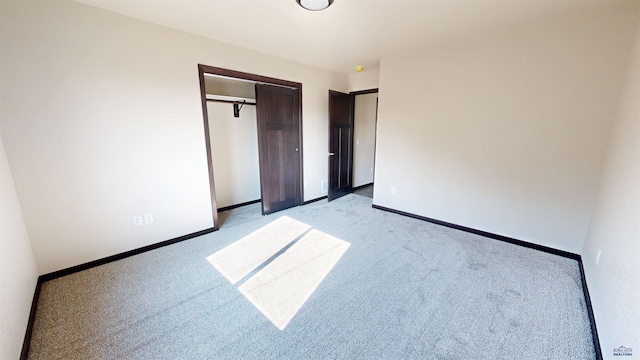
[[350, 88, 379, 190], [327, 88, 378, 202], [198, 64, 303, 230]]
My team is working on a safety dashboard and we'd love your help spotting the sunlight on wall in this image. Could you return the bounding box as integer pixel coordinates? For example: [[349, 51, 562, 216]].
[[207, 217, 350, 330]]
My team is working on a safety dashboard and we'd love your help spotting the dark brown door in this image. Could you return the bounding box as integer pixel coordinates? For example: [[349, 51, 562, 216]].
[[328, 90, 353, 201], [256, 84, 302, 215]]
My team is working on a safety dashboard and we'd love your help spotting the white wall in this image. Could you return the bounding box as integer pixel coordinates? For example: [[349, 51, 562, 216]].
[[349, 70, 379, 92], [582, 20, 640, 359], [207, 102, 261, 209], [0, 0, 347, 274], [0, 134, 39, 360], [353, 93, 377, 187], [374, 3, 640, 254]]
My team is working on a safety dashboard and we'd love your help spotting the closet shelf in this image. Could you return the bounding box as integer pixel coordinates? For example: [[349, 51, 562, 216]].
[[206, 94, 256, 105]]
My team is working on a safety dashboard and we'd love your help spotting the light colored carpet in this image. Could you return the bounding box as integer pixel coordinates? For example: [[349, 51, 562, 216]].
[[27, 194, 595, 359]]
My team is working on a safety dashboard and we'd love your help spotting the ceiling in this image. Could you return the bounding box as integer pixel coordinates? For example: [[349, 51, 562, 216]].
[[77, 0, 611, 74]]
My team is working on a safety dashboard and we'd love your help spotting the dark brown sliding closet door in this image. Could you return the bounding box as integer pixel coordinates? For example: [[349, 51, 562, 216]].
[[255, 84, 302, 215]]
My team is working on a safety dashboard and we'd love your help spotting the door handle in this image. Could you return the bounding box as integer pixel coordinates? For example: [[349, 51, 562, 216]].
[[329, 152, 335, 156]]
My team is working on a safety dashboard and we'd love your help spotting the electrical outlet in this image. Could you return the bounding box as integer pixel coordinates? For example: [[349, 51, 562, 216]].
[[304, 181, 308, 189], [321, 180, 328, 194], [390, 186, 396, 195], [596, 248, 602, 265], [132, 215, 143, 227], [144, 213, 154, 224]]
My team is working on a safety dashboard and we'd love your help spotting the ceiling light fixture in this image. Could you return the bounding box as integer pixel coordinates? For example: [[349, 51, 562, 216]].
[[296, 0, 334, 11]]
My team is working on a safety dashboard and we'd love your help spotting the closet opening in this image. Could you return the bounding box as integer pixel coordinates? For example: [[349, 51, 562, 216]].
[[197, 65, 303, 230]]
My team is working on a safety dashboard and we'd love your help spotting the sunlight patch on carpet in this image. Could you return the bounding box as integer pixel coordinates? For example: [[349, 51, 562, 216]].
[[206, 216, 311, 284], [238, 229, 350, 330], [207, 216, 350, 330]]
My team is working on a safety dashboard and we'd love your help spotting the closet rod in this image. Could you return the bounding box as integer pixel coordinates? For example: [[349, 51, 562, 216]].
[[206, 98, 256, 106]]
